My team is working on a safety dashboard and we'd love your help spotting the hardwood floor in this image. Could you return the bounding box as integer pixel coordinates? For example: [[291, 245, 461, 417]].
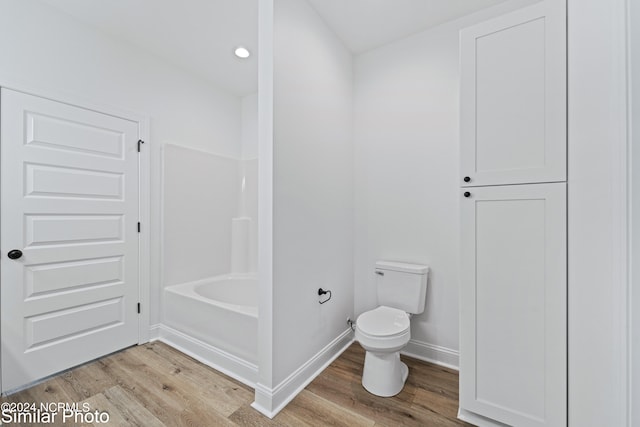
[[1, 342, 471, 426]]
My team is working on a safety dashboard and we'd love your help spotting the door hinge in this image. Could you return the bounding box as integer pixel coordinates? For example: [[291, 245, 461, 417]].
[[137, 139, 145, 152], [137, 222, 141, 233], [137, 303, 141, 314]]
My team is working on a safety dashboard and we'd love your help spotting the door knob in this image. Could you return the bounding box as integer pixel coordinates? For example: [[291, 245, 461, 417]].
[[464, 192, 471, 198], [7, 249, 23, 260], [463, 176, 471, 182]]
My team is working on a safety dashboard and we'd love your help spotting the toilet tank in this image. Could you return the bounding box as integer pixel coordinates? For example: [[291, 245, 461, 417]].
[[375, 261, 429, 314]]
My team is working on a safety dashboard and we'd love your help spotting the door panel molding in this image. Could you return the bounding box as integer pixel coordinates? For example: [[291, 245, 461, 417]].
[[460, 1, 567, 187], [460, 183, 567, 427], [0, 86, 150, 393]]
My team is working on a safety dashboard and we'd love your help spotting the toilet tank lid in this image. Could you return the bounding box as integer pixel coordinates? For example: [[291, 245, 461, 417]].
[[375, 261, 429, 275]]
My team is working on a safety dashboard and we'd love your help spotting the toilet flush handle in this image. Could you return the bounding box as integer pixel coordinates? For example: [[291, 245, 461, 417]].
[[375, 270, 384, 276]]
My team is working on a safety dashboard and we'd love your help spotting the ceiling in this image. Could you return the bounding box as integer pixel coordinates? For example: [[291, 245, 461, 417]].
[[307, 0, 509, 54], [40, 0, 259, 96], [40, 0, 508, 96]]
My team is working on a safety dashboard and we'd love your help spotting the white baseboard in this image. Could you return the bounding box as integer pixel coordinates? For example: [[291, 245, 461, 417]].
[[149, 323, 161, 341], [458, 408, 510, 427], [402, 339, 459, 370], [151, 324, 258, 388], [251, 329, 354, 418], [252, 384, 275, 418]]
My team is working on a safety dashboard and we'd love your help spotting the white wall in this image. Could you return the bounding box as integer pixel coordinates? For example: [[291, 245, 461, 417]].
[[353, 0, 538, 366], [242, 93, 259, 160], [163, 145, 239, 285], [240, 93, 259, 272], [568, 0, 631, 425], [272, 0, 353, 389], [0, 0, 243, 325]]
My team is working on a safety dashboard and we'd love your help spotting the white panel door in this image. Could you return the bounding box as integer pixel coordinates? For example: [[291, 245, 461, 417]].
[[460, 183, 566, 427], [1, 89, 140, 392], [460, 1, 566, 187]]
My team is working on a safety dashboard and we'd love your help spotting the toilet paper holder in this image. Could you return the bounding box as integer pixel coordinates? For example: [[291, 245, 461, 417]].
[[318, 288, 332, 304]]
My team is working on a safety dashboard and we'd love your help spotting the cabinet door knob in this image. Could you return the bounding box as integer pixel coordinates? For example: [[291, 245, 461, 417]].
[[463, 176, 471, 182], [464, 192, 471, 198]]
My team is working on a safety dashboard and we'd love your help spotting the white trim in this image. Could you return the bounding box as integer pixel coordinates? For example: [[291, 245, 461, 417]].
[[629, 0, 640, 423], [612, 1, 631, 418], [251, 329, 353, 418], [567, 0, 631, 424], [137, 111, 151, 344], [256, 0, 275, 403], [149, 323, 162, 341], [402, 340, 459, 371], [458, 407, 511, 427], [153, 324, 257, 388]]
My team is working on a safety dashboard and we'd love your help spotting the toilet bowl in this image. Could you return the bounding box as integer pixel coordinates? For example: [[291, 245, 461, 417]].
[[355, 261, 429, 397], [355, 306, 411, 396]]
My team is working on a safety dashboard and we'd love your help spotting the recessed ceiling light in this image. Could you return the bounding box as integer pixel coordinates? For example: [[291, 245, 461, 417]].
[[234, 46, 250, 59]]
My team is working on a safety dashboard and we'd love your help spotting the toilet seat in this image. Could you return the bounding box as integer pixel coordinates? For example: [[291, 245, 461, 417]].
[[355, 306, 410, 352], [357, 306, 410, 336]]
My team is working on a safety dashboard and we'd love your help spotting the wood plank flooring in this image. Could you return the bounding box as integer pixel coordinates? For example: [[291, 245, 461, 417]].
[[1, 342, 471, 426]]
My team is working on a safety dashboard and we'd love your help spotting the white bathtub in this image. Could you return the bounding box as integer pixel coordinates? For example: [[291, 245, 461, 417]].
[[164, 274, 258, 367]]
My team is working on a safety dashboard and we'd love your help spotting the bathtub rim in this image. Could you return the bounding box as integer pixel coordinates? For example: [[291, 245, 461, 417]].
[[165, 273, 258, 318]]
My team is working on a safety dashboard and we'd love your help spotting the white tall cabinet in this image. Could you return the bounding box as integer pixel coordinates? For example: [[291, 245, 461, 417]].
[[458, 2, 567, 427]]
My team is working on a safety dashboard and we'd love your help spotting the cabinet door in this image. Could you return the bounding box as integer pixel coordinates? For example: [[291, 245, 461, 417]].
[[460, 1, 566, 187], [460, 183, 566, 427]]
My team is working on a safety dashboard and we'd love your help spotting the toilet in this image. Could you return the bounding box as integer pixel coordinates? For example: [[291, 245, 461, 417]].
[[355, 261, 429, 397]]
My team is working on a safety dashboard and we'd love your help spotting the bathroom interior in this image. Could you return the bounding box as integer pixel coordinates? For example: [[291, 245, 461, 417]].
[[0, 0, 635, 426]]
